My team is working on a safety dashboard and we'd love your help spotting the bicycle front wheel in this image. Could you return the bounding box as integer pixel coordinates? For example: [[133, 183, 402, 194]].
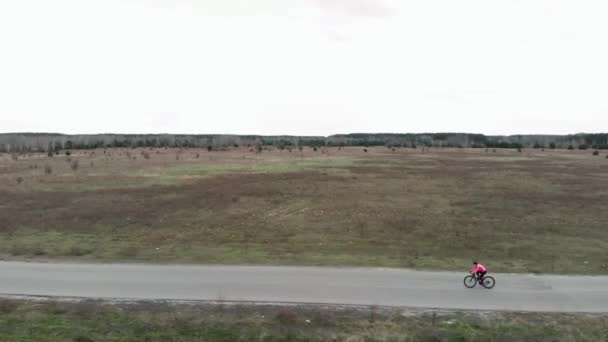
[[481, 276, 495, 289], [463, 275, 477, 288]]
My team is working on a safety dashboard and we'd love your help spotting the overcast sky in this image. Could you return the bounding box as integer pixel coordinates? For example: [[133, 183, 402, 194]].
[[1, 0, 607, 135]]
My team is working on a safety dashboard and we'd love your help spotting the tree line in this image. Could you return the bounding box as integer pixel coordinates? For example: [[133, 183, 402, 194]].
[[0, 133, 607, 153]]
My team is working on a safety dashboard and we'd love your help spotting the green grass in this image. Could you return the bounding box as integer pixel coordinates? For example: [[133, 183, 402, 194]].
[[25, 157, 356, 192], [0, 300, 607, 341], [161, 157, 354, 178], [0, 229, 463, 267], [1, 229, 600, 274]]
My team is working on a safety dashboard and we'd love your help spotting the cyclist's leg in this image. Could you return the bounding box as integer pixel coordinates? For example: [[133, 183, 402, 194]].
[[477, 271, 486, 283], [479, 271, 488, 284]]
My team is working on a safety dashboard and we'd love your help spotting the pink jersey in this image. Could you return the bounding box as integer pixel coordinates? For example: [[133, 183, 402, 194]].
[[471, 264, 486, 273]]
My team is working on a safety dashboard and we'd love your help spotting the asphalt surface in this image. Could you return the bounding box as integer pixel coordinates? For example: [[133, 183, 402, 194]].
[[1, 261, 607, 312]]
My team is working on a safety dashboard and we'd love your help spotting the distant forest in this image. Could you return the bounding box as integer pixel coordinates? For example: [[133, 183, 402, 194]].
[[1, 133, 607, 153]]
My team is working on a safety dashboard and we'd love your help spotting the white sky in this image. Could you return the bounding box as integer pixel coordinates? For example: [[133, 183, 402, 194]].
[[1, 0, 607, 135]]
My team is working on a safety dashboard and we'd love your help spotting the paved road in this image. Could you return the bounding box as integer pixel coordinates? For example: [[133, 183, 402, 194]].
[[1, 261, 607, 312]]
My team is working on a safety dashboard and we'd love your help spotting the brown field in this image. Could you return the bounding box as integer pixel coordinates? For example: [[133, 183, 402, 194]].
[[0, 146, 606, 273]]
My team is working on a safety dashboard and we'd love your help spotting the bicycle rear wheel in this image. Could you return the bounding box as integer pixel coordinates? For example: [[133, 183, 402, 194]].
[[463, 275, 477, 288], [481, 276, 495, 289]]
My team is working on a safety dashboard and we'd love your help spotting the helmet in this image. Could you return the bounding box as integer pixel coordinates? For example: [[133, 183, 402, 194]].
[[472, 261, 478, 265]]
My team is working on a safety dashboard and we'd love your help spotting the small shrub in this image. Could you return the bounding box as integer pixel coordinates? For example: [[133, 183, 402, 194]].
[[142, 151, 151, 159], [207, 145, 213, 152], [275, 308, 297, 325], [369, 305, 379, 323], [118, 246, 138, 258], [9, 244, 28, 256], [0, 301, 19, 314], [70, 160, 79, 171], [44, 164, 53, 174], [517, 147, 522, 153], [43, 303, 68, 316], [313, 147, 318, 152], [67, 245, 92, 257], [363, 149, 368, 152], [568, 145, 574, 150], [73, 335, 94, 342], [16, 177, 24, 184], [31, 245, 45, 256], [65, 150, 71, 156], [592, 150, 599, 156]]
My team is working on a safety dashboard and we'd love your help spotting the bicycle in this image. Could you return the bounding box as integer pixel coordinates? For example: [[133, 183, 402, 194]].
[[463, 273, 495, 289]]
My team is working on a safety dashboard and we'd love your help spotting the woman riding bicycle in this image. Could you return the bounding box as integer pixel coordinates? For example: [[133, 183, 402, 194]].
[[470, 261, 487, 284]]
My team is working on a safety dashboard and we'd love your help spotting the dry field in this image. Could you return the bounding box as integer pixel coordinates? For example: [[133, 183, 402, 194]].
[[0, 146, 606, 273]]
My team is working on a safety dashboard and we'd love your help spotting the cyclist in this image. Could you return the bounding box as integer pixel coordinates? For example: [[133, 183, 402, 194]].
[[470, 261, 487, 284]]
